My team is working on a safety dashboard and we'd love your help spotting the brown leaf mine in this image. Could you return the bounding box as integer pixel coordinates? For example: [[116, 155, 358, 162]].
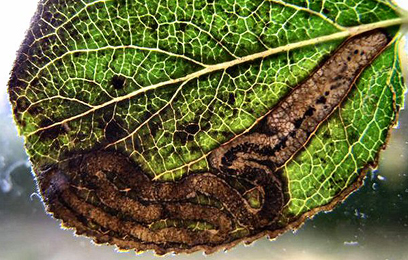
[[39, 152, 283, 254], [36, 31, 390, 255], [210, 31, 389, 173]]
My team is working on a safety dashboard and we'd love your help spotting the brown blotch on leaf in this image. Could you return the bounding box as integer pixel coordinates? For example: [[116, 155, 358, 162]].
[[38, 118, 68, 140], [105, 120, 127, 143], [27, 105, 44, 116], [174, 131, 188, 145], [111, 75, 127, 90], [185, 124, 200, 135], [32, 30, 390, 255], [37, 151, 284, 255], [15, 96, 30, 112], [209, 30, 389, 188]]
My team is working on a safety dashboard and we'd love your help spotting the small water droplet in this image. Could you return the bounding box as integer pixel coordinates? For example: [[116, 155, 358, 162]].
[[344, 241, 359, 246], [0, 156, 5, 168], [30, 192, 42, 201], [377, 175, 386, 181], [354, 209, 367, 219], [0, 179, 12, 193], [0, 160, 30, 194]]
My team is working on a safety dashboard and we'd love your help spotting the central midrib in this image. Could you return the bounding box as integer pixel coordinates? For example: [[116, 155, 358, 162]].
[[26, 16, 408, 137]]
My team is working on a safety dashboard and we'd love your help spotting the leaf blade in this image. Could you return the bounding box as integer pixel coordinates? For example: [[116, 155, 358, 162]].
[[8, 0, 408, 254]]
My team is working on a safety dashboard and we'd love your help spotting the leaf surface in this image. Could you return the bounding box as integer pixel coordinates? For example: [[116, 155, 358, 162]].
[[8, 0, 408, 254]]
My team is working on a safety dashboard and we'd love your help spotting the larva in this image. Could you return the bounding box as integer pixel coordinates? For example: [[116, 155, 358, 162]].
[[38, 30, 389, 255]]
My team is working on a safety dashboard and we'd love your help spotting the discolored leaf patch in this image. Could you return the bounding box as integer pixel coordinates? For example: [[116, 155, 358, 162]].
[[8, 0, 408, 255]]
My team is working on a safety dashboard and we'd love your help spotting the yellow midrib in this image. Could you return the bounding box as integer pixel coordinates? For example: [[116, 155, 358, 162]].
[[26, 16, 408, 137]]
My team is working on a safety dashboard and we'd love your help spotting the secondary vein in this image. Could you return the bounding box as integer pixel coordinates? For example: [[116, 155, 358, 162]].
[[26, 17, 408, 137]]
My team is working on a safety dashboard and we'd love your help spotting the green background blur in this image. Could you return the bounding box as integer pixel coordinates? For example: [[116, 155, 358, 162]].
[[1, 1, 408, 260]]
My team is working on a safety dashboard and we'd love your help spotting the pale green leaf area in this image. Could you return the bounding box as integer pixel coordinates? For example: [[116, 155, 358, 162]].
[[8, 0, 408, 241]]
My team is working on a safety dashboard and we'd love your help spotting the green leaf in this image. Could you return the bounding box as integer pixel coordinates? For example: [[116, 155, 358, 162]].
[[8, 0, 408, 255]]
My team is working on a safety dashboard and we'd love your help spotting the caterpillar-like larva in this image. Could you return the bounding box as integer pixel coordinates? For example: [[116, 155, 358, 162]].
[[37, 30, 389, 255]]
